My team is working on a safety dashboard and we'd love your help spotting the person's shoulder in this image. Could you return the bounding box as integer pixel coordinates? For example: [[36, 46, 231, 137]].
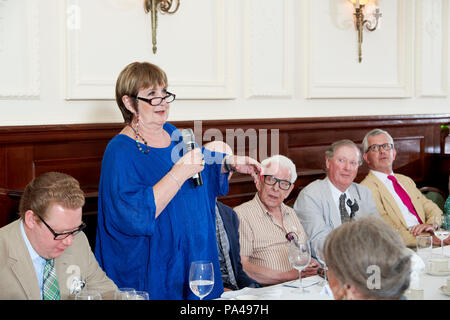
[[233, 197, 257, 215], [0, 219, 19, 239], [360, 172, 378, 188], [105, 134, 133, 151], [394, 173, 415, 184], [300, 179, 327, 194]]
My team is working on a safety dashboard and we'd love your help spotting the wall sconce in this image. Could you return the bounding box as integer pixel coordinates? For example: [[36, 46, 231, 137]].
[[349, 0, 382, 63], [144, 0, 180, 54]]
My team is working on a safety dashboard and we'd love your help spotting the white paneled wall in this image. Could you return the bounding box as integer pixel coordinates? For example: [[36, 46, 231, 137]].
[[0, 0, 448, 126]]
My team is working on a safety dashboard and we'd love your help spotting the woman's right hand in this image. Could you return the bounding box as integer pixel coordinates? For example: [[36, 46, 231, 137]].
[[172, 148, 205, 181]]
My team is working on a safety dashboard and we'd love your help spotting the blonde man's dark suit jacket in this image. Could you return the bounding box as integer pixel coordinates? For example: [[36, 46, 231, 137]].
[[0, 219, 117, 300], [361, 171, 442, 247]]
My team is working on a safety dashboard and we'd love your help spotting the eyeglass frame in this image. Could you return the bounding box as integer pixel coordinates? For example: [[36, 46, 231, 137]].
[[35, 214, 86, 240], [131, 91, 176, 106], [366, 143, 394, 153], [262, 175, 293, 191]]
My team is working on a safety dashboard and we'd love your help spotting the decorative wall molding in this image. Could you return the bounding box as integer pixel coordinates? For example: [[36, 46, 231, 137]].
[[415, 0, 449, 97], [304, 0, 413, 98], [65, 0, 235, 100], [243, 0, 293, 98], [0, 0, 40, 98]]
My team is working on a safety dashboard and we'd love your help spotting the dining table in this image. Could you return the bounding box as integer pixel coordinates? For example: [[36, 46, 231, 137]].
[[219, 245, 450, 300]]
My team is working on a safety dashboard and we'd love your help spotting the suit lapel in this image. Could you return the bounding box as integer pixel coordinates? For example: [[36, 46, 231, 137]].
[[323, 178, 341, 228], [369, 172, 409, 229], [8, 220, 42, 300]]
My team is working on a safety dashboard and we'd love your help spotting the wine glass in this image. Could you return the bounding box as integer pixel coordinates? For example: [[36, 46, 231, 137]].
[[433, 215, 450, 258], [189, 260, 214, 300], [314, 240, 328, 286], [288, 239, 311, 294], [114, 288, 136, 300], [75, 290, 102, 300]]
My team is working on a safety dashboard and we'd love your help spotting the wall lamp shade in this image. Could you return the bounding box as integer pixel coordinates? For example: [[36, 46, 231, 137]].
[[348, 0, 382, 63], [144, 0, 180, 54]]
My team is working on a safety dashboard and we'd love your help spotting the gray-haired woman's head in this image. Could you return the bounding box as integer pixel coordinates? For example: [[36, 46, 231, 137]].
[[362, 129, 394, 153], [261, 155, 297, 183], [324, 216, 411, 300]]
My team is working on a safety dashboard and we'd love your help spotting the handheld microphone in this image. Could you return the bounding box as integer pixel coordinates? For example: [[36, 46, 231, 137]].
[[181, 128, 203, 187], [346, 198, 359, 220]]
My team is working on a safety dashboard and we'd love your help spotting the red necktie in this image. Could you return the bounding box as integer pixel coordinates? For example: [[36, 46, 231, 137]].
[[387, 175, 423, 224]]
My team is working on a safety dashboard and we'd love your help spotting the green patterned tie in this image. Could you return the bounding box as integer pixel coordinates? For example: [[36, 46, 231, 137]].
[[43, 258, 61, 300]]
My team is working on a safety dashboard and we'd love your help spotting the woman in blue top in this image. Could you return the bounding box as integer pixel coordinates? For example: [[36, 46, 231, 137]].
[[94, 61, 260, 300]]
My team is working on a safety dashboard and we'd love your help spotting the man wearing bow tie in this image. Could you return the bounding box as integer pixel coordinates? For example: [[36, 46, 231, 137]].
[[361, 128, 448, 248], [294, 139, 379, 256]]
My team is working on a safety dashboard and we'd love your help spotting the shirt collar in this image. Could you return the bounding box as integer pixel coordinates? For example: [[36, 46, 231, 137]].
[[371, 169, 394, 182], [326, 177, 350, 198]]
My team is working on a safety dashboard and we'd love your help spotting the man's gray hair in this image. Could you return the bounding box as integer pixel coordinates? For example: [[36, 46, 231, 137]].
[[325, 139, 362, 166], [324, 216, 411, 300], [362, 128, 394, 153], [261, 155, 297, 184]]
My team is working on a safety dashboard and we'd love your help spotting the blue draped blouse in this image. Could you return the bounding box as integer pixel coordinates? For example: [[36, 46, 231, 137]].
[[94, 122, 229, 299]]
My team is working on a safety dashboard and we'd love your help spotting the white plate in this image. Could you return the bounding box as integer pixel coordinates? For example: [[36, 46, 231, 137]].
[[426, 269, 450, 276], [439, 286, 450, 297]]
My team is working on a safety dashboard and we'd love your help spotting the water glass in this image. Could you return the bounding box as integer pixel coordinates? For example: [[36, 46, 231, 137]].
[[416, 235, 433, 264], [189, 260, 214, 300]]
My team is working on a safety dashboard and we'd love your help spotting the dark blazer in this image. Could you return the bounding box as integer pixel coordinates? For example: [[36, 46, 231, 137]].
[[216, 201, 260, 289]]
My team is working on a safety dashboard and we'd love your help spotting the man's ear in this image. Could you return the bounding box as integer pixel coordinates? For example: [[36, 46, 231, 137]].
[[362, 152, 369, 164], [325, 156, 330, 170], [24, 210, 37, 229]]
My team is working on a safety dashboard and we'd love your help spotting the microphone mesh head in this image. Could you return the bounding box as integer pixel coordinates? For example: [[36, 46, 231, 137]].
[[181, 128, 195, 143]]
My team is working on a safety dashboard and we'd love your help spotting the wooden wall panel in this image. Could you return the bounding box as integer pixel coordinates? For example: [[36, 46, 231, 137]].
[[0, 114, 449, 234]]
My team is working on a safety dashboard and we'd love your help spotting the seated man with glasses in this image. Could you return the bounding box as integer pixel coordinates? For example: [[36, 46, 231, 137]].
[[234, 155, 319, 286], [360, 128, 446, 247], [293, 139, 379, 258], [0, 172, 117, 299]]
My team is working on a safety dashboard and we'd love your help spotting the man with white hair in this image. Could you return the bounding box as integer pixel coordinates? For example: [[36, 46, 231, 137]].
[[234, 155, 319, 286], [293, 139, 379, 256]]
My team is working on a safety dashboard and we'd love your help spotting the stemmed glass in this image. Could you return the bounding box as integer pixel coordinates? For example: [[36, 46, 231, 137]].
[[433, 215, 450, 258], [189, 261, 214, 300], [314, 240, 328, 286], [288, 239, 311, 294]]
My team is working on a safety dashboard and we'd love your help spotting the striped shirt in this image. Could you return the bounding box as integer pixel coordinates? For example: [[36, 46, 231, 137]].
[[234, 193, 307, 272]]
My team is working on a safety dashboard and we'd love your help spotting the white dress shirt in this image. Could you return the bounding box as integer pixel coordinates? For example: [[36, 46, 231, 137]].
[[326, 178, 353, 222], [370, 170, 420, 228], [20, 220, 46, 299]]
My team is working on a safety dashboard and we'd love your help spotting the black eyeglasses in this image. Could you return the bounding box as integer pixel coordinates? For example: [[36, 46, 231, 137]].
[[262, 175, 292, 191], [131, 92, 176, 106], [366, 143, 394, 153], [36, 214, 86, 240]]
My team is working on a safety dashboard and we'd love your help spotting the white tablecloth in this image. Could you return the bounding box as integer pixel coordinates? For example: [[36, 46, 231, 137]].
[[220, 245, 450, 300]]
